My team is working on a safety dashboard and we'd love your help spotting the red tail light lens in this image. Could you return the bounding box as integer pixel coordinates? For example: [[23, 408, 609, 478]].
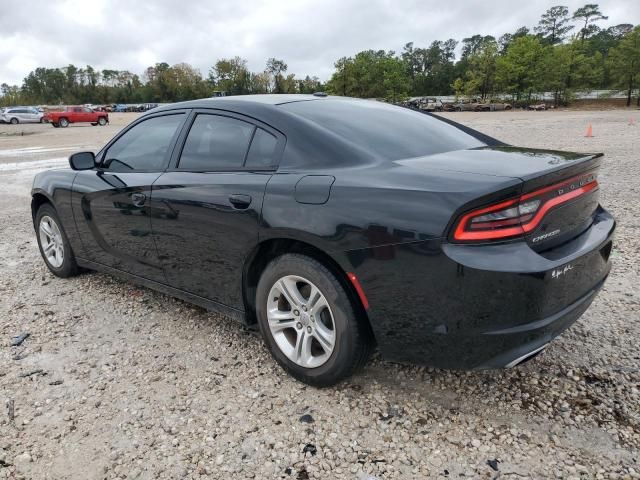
[[453, 172, 598, 242]]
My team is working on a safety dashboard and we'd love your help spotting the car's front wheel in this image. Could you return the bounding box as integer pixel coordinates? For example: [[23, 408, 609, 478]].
[[10, 117, 18, 125], [35, 204, 79, 278], [256, 254, 371, 387], [98, 117, 107, 126], [58, 118, 69, 128]]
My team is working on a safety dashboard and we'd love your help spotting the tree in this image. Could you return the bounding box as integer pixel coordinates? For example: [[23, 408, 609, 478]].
[[498, 27, 530, 53], [535, 6, 574, 44], [573, 4, 608, 42], [326, 50, 410, 99], [455, 39, 499, 99], [541, 40, 603, 105], [495, 36, 546, 100], [461, 35, 496, 59], [209, 57, 251, 95], [607, 26, 640, 106], [265, 58, 288, 93]]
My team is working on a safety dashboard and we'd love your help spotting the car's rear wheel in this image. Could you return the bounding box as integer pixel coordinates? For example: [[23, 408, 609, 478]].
[[58, 118, 69, 128], [35, 204, 79, 278], [52, 123, 59, 128], [98, 117, 107, 126], [256, 254, 371, 387], [10, 117, 18, 125]]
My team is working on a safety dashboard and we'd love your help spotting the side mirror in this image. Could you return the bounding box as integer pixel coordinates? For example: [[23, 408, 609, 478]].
[[69, 151, 96, 170]]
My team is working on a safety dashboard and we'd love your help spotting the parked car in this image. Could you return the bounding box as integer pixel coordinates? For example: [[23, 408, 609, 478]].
[[475, 101, 513, 111], [452, 98, 482, 111], [43, 106, 109, 128], [31, 95, 614, 386], [0, 107, 44, 124], [529, 103, 547, 111], [406, 97, 443, 112], [113, 104, 128, 112]]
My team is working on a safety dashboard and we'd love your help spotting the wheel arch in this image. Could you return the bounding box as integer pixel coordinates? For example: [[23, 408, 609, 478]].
[[31, 191, 54, 220], [242, 238, 373, 339]]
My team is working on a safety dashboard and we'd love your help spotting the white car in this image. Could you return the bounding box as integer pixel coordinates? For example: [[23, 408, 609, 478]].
[[0, 107, 45, 124]]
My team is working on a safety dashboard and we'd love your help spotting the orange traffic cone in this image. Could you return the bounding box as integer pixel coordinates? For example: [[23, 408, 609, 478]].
[[584, 124, 594, 137]]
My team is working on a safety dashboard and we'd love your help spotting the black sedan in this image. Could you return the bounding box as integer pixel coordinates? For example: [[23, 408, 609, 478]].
[[31, 95, 615, 386]]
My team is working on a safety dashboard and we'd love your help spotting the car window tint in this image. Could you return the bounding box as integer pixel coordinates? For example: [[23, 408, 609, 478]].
[[179, 114, 254, 170], [103, 114, 185, 172], [281, 99, 485, 161], [245, 128, 278, 168]]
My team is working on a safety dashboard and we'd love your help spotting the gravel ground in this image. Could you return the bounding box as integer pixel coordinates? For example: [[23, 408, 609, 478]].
[[0, 109, 639, 480]]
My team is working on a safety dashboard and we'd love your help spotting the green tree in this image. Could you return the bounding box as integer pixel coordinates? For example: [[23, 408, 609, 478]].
[[209, 57, 252, 95], [573, 4, 608, 42], [535, 6, 574, 44], [495, 36, 546, 100], [607, 26, 640, 106], [326, 50, 410, 99], [265, 58, 288, 93], [456, 39, 499, 99], [541, 41, 602, 105]]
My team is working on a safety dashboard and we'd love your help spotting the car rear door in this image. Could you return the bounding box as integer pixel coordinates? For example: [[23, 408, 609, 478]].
[[71, 111, 189, 281], [150, 109, 284, 309]]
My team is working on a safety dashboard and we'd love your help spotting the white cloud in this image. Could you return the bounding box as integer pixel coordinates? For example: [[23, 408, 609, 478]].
[[1, 0, 638, 85]]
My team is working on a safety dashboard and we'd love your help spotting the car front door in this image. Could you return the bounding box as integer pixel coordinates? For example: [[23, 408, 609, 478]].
[[150, 110, 283, 309], [81, 107, 93, 122], [71, 111, 188, 281]]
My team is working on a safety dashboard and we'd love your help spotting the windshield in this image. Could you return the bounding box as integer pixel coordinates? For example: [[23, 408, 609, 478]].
[[281, 99, 485, 161]]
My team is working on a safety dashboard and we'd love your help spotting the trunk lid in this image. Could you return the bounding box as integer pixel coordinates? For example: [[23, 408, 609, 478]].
[[399, 146, 602, 249]]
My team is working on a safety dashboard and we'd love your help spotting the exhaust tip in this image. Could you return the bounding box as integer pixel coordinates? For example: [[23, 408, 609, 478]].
[[505, 344, 548, 368]]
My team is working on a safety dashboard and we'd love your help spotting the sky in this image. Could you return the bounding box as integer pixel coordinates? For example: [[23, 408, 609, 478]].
[[1, 0, 638, 86]]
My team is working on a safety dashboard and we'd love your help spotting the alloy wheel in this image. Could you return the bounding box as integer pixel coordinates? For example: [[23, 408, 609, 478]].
[[39, 215, 64, 268], [267, 275, 336, 368]]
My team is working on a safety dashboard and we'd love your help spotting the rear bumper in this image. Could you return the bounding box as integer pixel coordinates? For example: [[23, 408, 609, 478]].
[[346, 207, 615, 369], [475, 277, 604, 368]]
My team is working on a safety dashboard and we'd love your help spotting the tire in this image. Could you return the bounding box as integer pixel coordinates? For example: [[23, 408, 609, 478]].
[[455, 107, 462, 112], [40, 117, 45, 123], [98, 117, 107, 126], [52, 123, 59, 128], [91, 122, 98, 126], [34, 203, 79, 278], [256, 254, 371, 387], [58, 117, 69, 128], [10, 117, 18, 125]]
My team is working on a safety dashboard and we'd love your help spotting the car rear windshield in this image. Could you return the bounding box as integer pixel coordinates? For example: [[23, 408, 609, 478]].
[[280, 99, 486, 160]]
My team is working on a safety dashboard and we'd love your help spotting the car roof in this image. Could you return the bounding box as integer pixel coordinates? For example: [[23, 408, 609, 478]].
[[152, 94, 327, 113]]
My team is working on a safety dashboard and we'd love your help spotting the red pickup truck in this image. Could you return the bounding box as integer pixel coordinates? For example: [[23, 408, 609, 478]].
[[44, 106, 109, 128]]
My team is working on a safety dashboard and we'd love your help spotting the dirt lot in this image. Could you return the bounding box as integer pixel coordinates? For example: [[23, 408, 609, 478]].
[[1, 110, 639, 480]]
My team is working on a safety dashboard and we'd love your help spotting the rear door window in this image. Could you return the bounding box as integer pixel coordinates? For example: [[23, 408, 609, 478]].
[[245, 128, 279, 168], [178, 114, 254, 171]]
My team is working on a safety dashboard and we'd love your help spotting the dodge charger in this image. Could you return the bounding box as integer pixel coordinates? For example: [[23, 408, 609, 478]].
[[31, 94, 615, 386]]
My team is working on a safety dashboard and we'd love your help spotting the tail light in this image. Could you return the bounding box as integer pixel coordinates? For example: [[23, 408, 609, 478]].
[[453, 172, 598, 242]]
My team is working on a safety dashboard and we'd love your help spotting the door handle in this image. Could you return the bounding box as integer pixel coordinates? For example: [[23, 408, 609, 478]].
[[131, 192, 147, 207], [229, 194, 252, 209]]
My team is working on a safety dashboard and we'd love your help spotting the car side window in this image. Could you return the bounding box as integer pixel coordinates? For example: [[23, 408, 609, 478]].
[[83, 107, 92, 113], [178, 114, 255, 171], [102, 114, 185, 172], [245, 128, 278, 168]]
